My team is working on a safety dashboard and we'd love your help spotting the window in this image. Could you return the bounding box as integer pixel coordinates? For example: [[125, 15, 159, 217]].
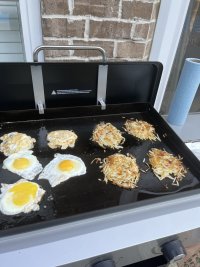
[[0, 0, 25, 62]]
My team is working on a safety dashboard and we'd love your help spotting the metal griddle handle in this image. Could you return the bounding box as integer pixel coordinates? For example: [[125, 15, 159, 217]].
[[33, 45, 107, 63]]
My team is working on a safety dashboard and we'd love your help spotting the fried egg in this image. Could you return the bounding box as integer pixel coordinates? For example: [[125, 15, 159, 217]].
[[0, 132, 36, 156], [3, 151, 43, 180], [39, 154, 86, 187], [0, 179, 45, 215]]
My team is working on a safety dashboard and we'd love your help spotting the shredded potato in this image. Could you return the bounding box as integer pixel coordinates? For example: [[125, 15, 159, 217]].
[[47, 130, 77, 149], [148, 148, 187, 186], [124, 119, 159, 141], [101, 153, 140, 189], [92, 122, 125, 149]]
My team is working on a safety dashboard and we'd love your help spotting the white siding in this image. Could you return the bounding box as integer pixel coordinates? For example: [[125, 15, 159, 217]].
[[0, 18, 20, 30], [0, 42, 23, 53], [0, 1, 25, 62], [0, 31, 21, 42], [0, 53, 24, 61], [0, 5, 18, 18]]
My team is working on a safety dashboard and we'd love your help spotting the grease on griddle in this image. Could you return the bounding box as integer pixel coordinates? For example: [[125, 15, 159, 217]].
[[140, 158, 150, 173]]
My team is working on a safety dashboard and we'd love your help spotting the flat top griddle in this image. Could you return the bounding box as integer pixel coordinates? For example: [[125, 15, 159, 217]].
[[0, 103, 200, 236]]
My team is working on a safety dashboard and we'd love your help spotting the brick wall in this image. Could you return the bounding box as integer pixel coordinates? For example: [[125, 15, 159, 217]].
[[41, 0, 160, 61]]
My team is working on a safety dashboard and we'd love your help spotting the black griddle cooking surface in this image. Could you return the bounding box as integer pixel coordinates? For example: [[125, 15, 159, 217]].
[[0, 103, 200, 234]]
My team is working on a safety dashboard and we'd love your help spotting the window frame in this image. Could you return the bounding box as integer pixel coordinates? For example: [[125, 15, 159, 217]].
[[149, 0, 191, 111], [19, 0, 43, 62]]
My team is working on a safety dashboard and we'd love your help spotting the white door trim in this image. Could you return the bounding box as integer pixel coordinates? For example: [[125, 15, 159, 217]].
[[19, 0, 43, 62], [149, 0, 191, 111]]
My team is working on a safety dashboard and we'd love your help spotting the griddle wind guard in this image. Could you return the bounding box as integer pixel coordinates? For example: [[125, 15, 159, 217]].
[[0, 45, 162, 113]]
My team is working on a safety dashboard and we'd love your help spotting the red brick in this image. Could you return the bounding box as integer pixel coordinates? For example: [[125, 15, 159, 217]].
[[73, 40, 114, 58], [43, 40, 70, 57], [42, 18, 85, 38], [90, 20, 132, 39], [147, 22, 156, 39], [116, 41, 145, 58], [144, 41, 152, 58], [45, 58, 89, 62], [73, 0, 120, 17], [41, 0, 68, 15], [134, 23, 150, 39], [122, 1, 154, 20]]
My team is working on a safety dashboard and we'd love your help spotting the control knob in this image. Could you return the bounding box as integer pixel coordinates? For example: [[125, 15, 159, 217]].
[[161, 239, 186, 263]]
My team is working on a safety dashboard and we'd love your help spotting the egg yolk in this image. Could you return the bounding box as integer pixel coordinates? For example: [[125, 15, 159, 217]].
[[9, 182, 38, 206], [12, 158, 30, 170], [58, 160, 75, 171]]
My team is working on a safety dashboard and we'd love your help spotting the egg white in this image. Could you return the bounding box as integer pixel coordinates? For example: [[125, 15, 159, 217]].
[[0, 179, 45, 215], [39, 154, 86, 187], [3, 151, 43, 180]]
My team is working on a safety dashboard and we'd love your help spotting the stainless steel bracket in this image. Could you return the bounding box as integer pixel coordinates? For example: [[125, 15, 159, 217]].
[[33, 45, 108, 112], [30, 65, 46, 114], [97, 64, 108, 110], [33, 45, 107, 63]]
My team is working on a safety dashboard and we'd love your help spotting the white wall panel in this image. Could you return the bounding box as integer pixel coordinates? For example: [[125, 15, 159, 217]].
[[0, 30, 21, 42], [0, 5, 18, 19], [0, 1, 25, 62], [0, 53, 24, 61], [0, 42, 23, 53], [0, 1, 17, 5], [0, 18, 19, 30]]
